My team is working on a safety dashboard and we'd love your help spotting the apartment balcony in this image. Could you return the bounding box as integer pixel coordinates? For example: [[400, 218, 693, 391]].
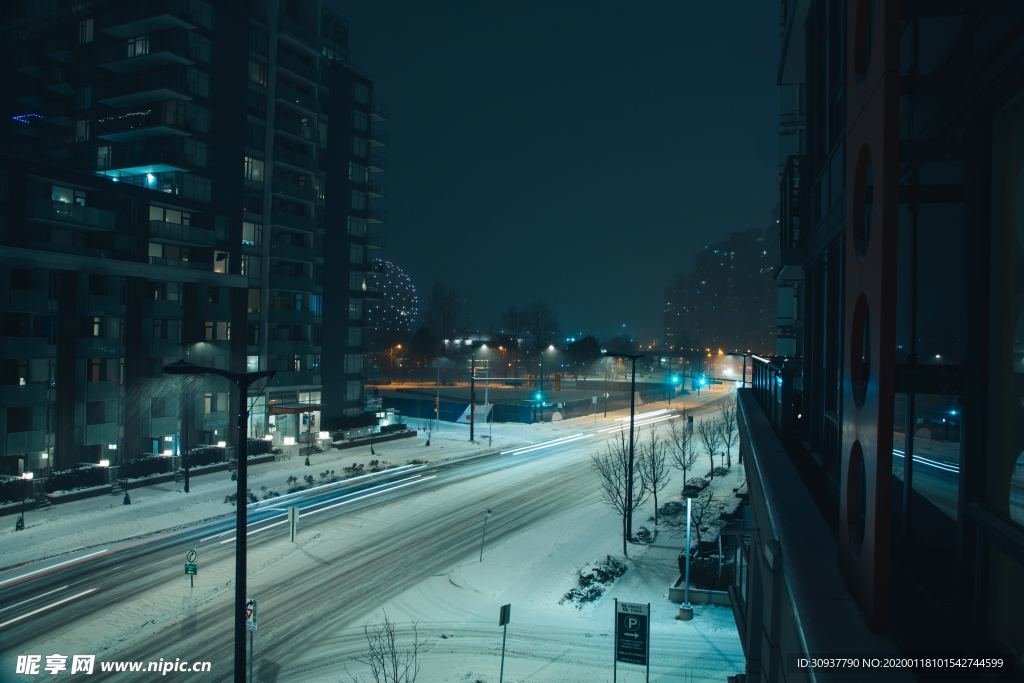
[[273, 179, 315, 203], [368, 126, 388, 147], [269, 272, 317, 293], [99, 29, 202, 73], [268, 308, 319, 326], [0, 337, 55, 360], [269, 243, 315, 263], [26, 198, 116, 231], [100, 0, 202, 39], [274, 145, 317, 173], [95, 137, 195, 177], [277, 50, 319, 84], [359, 205, 386, 224], [366, 230, 385, 249], [77, 337, 122, 357], [370, 102, 389, 122], [268, 338, 316, 355], [0, 384, 50, 407], [276, 81, 320, 114], [148, 256, 213, 271], [275, 117, 319, 144], [96, 65, 194, 107], [278, 17, 321, 55], [271, 208, 314, 231], [149, 220, 215, 247], [779, 154, 803, 273], [95, 100, 195, 142], [7, 430, 46, 456], [268, 370, 321, 389]]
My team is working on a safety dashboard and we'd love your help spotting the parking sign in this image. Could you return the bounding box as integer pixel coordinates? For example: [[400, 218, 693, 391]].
[[614, 600, 649, 666]]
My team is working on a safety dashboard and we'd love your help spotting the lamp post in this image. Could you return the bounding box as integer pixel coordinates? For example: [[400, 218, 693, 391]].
[[14, 471, 32, 531], [605, 351, 644, 540], [163, 360, 274, 683]]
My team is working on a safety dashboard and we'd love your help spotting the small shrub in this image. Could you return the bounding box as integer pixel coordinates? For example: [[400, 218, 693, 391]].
[[247, 438, 272, 456], [560, 556, 627, 607], [658, 500, 684, 518], [712, 466, 730, 477], [634, 526, 656, 544]]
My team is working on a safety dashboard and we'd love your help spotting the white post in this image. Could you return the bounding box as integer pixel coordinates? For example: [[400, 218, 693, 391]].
[[684, 497, 692, 607]]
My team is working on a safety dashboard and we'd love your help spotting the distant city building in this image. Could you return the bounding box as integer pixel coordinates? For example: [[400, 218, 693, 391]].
[[663, 228, 777, 353], [0, 0, 385, 474], [365, 258, 419, 349]]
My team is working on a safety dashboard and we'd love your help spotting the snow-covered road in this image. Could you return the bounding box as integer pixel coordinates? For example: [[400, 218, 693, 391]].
[[1, 389, 743, 682]]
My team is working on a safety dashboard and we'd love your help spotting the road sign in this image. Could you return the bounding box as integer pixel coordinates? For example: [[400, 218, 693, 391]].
[[186, 548, 197, 563], [592, 395, 598, 405], [245, 597, 258, 632], [499, 603, 511, 626], [184, 563, 198, 575], [614, 600, 650, 666]]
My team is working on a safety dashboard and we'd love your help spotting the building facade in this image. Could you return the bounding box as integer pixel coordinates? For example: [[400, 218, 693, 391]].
[[0, 0, 383, 475], [663, 227, 778, 354], [732, 1, 1024, 680]]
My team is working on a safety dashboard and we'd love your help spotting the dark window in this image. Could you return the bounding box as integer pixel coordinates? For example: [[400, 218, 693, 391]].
[[6, 407, 33, 433], [10, 269, 32, 289], [151, 396, 171, 418], [87, 358, 102, 382], [86, 401, 106, 425]]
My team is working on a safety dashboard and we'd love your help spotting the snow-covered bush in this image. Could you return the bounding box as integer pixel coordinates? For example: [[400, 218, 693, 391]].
[[43, 466, 108, 493]]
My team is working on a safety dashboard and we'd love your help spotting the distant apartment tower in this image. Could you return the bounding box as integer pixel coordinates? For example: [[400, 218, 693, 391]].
[[0, 0, 384, 475], [663, 228, 777, 354]]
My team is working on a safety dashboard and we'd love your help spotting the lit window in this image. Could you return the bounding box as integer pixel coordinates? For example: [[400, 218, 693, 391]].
[[243, 156, 264, 185], [78, 18, 94, 44], [127, 35, 150, 58]]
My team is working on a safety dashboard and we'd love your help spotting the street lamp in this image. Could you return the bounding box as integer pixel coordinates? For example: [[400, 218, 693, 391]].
[[14, 471, 33, 531], [605, 351, 644, 541], [163, 360, 274, 683]]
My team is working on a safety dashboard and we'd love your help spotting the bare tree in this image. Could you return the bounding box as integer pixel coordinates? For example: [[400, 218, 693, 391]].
[[639, 426, 670, 525], [349, 611, 425, 683], [688, 487, 721, 557], [668, 414, 699, 488], [696, 417, 723, 480], [591, 429, 649, 556], [424, 283, 461, 342], [525, 300, 559, 354], [718, 394, 738, 468]]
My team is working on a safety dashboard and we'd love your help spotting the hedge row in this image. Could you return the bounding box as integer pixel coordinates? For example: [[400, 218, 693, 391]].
[[118, 457, 170, 480], [186, 445, 226, 467], [0, 478, 28, 503], [247, 438, 272, 456], [43, 466, 108, 493]]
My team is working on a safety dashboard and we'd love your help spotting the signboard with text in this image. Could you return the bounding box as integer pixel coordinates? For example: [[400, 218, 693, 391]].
[[614, 600, 649, 666]]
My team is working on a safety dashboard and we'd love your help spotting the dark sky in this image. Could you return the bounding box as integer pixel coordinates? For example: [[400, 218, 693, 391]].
[[333, 1, 780, 342]]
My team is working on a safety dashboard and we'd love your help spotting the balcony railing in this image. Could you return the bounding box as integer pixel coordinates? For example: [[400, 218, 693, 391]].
[[275, 117, 319, 143], [27, 198, 116, 231], [276, 81, 320, 114], [149, 220, 215, 246], [750, 355, 802, 441], [95, 100, 196, 141], [274, 145, 317, 172], [779, 154, 803, 263], [96, 137, 197, 175], [96, 65, 193, 107], [99, 0, 205, 39], [98, 29, 204, 72], [277, 50, 318, 82]]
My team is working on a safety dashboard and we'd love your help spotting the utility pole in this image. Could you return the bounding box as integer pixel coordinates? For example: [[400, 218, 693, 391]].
[[164, 361, 274, 683], [469, 352, 476, 442]]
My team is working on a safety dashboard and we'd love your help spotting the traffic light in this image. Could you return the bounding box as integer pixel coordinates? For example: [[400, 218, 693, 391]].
[[671, 374, 680, 385], [534, 391, 542, 403]]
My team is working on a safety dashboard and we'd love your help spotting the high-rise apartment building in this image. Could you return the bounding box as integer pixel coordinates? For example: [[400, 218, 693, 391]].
[[732, 2, 1024, 680], [0, 0, 384, 474], [662, 227, 777, 354]]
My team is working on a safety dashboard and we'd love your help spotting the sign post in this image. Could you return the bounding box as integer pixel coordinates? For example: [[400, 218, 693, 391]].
[[184, 548, 198, 589], [245, 598, 257, 683], [288, 506, 298, 543], [614, 599, 650, 682], [498, 603, 511, 683]]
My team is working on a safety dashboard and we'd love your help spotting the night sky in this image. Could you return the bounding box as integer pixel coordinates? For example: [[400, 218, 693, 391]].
[[333, 1, 780, 342]]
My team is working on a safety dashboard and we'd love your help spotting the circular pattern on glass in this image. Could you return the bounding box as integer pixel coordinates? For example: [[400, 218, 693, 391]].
[[850, 293, 871, 408], [847, 441, 867, 556], [852, 145, 873, 260]]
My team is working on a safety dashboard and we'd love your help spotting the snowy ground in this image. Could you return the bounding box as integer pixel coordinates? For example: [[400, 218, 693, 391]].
[[2, 388, 745, 682]]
